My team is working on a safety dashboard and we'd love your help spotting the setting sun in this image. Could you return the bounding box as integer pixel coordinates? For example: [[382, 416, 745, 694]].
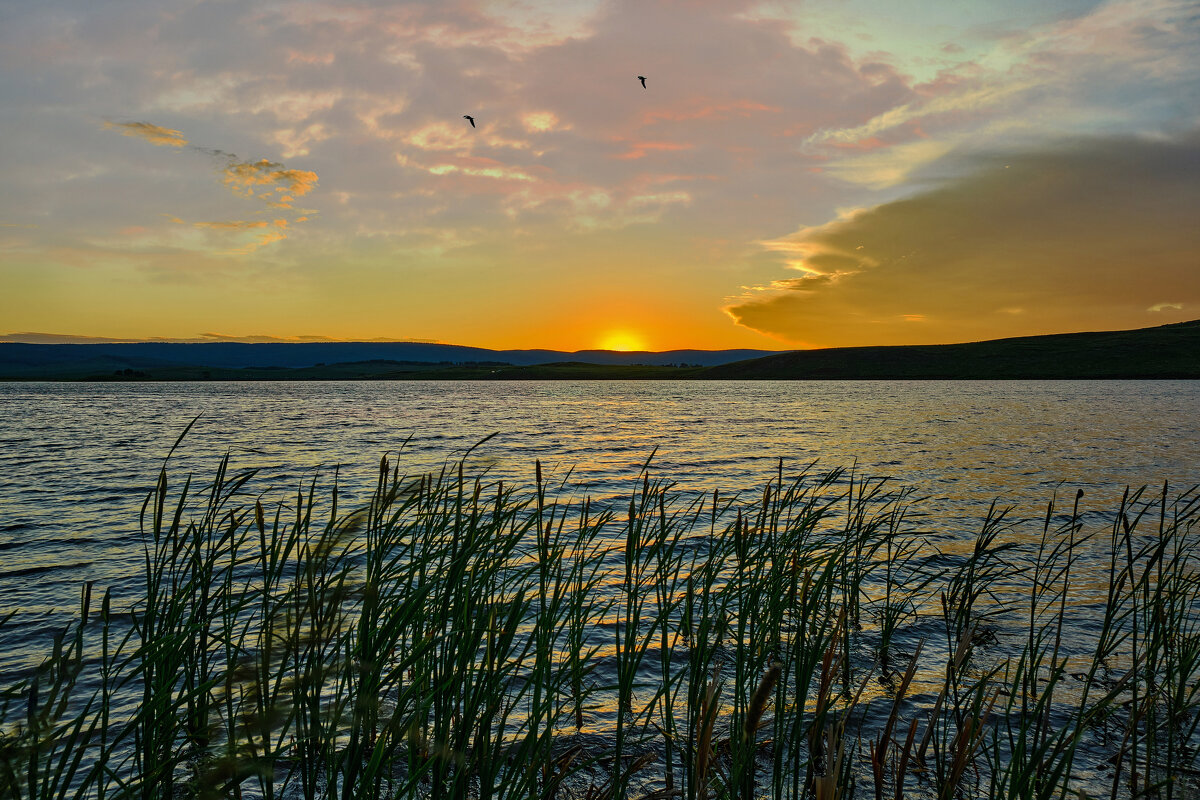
[[597, 330, 647, 352]]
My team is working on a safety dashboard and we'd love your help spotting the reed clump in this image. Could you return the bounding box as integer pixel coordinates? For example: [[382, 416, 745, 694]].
[[1, 446, 1198, 799]]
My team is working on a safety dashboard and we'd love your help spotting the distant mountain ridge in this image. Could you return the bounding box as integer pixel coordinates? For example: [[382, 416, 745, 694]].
[[2, 321, 1196, 380], [0, 341, 777, 377]]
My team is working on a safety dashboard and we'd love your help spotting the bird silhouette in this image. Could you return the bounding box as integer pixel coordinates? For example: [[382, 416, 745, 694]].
[[463, 115, 475, 128], [637, 76, 647, 89]]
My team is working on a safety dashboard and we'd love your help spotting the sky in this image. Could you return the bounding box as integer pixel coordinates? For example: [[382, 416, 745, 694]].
[[1, 0, 1197, 351]]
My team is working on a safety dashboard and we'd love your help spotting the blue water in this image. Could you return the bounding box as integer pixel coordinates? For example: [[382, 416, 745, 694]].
[[1, 379, 1197, 671]]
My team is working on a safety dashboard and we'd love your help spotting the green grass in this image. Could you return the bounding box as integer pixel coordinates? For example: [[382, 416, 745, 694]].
[[2, 443, 1199, 799]]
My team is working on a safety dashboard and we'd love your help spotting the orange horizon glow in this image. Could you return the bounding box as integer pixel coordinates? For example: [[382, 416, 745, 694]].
[[596, 330, 648, 352]]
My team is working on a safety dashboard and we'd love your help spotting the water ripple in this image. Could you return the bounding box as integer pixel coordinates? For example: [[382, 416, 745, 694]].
[[1, 379, 1198, 670]]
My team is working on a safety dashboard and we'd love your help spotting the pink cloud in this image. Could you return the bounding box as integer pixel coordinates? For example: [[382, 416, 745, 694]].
[[640, 99, 782, 125], [612, 140, 696, 160]]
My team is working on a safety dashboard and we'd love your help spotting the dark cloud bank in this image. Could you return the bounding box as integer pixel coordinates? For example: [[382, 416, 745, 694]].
[[728, 132, 1200, 347]]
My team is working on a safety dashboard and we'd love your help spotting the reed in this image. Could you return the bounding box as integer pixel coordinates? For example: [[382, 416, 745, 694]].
[[2, 443, 1199, 799]]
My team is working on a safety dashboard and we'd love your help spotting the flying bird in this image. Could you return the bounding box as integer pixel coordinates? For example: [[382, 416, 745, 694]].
[[463, 115, 475, 128], [637, 76, 647, 89]]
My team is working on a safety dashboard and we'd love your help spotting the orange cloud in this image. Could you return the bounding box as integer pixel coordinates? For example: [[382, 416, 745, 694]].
[[222, 159, 319, 205], [105, 120, 318, 254], [105, 121, 188, 147]]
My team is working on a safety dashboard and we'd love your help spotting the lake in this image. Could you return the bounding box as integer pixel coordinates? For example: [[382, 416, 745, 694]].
[[2, 379, 1198, 666], [2, 379, 1199, 797]]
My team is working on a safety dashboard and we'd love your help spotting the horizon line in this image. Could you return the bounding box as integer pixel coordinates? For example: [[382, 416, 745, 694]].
[[3, 318, 1198, 352], [0, 332, 788, 353]]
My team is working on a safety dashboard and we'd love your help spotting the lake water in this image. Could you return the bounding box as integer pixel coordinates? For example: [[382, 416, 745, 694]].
[[2, 379, 1199, 795], [2, 380, 1198, 654]]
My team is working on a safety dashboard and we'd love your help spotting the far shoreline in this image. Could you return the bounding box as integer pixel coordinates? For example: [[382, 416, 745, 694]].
[[2, 319, 1198, 381]]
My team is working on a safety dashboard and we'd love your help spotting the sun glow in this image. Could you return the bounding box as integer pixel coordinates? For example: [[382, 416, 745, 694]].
[[597, 330, 647, 352]]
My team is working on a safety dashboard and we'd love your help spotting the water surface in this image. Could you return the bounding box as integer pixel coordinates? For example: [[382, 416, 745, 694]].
[[1, 379, 1197, 666]]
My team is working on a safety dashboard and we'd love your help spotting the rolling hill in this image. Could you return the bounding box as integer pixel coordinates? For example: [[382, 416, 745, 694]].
[[699, 320, 1200, 379], [0, 342, 771, 379], [1, 321, 1196, 380]]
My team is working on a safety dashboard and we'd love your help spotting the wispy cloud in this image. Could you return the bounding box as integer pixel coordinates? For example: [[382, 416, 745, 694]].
[[806, 78, 1036, 149], [0, 331, 445, 343], [424, 160, 538, 183], [104, 121, 318, 254], [188, 218, 292, 253], [191, 220, 271, 230], [0, 332, 134, 344], [613, 140, 695, 160], [104, 121, 188, 147], [803, 0, 1200, 189]]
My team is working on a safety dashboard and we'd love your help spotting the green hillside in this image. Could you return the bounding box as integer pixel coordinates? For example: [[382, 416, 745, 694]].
[[700, 320, 1200, 379]]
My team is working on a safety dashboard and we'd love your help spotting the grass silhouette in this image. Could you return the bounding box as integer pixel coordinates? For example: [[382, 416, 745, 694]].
[[2, 444, 1199, 798]]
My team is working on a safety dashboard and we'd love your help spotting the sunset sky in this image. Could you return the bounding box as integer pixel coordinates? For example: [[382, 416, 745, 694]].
[[1, 0, 1197, 350]]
